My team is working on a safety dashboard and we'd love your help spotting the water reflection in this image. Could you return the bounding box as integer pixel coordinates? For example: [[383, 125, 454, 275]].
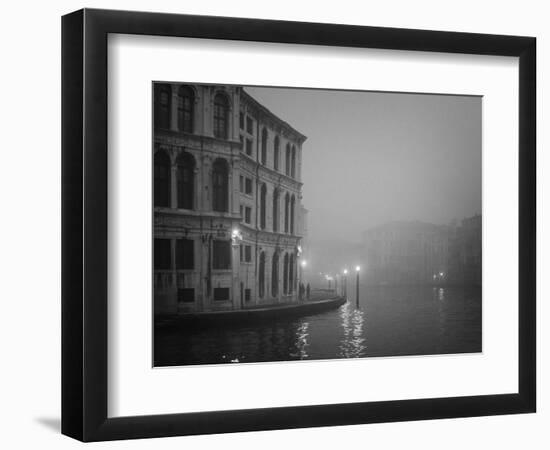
[[154, 286, 481, 366], [339, 302, 366, 358], [437, 287, 446, 340], [289, 320, 310, 359]]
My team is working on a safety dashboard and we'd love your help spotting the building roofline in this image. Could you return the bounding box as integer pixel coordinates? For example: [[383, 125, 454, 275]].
[[241, 89, 307, 144], [363, 221, 447, 234]]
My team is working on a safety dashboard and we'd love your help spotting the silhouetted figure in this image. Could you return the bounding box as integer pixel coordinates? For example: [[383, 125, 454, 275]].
[[306, 283, 311, 300]]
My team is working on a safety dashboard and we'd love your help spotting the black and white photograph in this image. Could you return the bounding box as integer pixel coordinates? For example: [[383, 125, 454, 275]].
[[0, 0, 542, 447], [153, 83, 482, 367]]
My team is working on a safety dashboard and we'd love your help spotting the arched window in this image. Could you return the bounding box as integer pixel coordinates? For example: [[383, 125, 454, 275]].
[[259, 251, 266, 299], [285, 144, 291, 176], [291, 145, 296, 178], [290, 195, 296, 235], [289, 254, 295, 294], [271, 252, 279, 297], [213, 93, 229, 139], [154, 151, 171, 207], [261, 128, 268, 165], [176, 152, 194, 209], [284, 193, 290, 233], [273, 136, 280, 171], [212, 158, 229, 212], [154, 84, 171, 129], [283, 253, 289, 295], [272, 188, 280, 232], [177, 86, 194, 133], [260, 183, 267, 230]]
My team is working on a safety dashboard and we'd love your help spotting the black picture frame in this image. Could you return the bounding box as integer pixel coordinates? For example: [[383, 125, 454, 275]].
[[62, 8, 536, 442]]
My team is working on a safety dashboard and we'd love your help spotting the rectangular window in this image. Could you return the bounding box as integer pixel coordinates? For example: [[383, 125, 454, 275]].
[[246, 116, 253, 134], [239, 175, 244, 193], [245, 289, 251, 302], [239, 112, 244, 130], [245, 138, 253, 156], [244, 178, 253, 195], [240, 204, 244, 219], [154, 238, 171, 270], [178, 288, 194, 303], [213, 240, 231, 270], [240, 244, 252, 263], [175, 238, 194, 270], [214, 287, 230, 301], [244, 207, 252, 224]]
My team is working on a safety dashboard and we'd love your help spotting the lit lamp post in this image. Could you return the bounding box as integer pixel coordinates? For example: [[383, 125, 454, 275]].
[[300, 260, 307, 300], [355, 266, 361, 308], [231, 228, 243, 246], [433, 271, 445, 286], [343, 269, 348, 298]]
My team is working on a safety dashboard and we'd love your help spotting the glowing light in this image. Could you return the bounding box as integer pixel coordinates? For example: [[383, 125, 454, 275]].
[[231, 228, 243, 244], [343, 269, 348, 275], [355, 266, 361, 272], [301, 260, 307, 268], [439, 272, 444, 277]]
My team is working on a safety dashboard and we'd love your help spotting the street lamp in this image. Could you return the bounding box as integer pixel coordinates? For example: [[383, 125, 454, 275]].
[[355, 266, 361, 307], [343, 269, 348, 297], [231, 228, 243, 246], [299, 260, 307, 300]]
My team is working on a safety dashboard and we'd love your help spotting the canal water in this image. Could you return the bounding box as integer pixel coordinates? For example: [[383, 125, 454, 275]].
[[154, 286, 481, 367]]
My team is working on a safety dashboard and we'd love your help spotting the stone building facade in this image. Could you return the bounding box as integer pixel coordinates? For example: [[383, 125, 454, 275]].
[[362, 221, 449, 286], [447, 214, 482, 286], [153, 83, 307, 314], [362, 216, 481, 286]]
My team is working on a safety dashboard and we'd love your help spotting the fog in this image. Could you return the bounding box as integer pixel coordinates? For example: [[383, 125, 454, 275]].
[[245, 86, 481, 275]]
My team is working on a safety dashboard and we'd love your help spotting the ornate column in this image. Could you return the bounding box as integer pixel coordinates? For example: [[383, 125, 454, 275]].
[[170, 238, 177, 309], [170, 85, 178, 132], [202, 154, 212, 212], [232, 240, 241, 310], [228, 159, 234, 215], [194, 158, 201, 213], [170, 149, 178, 209]]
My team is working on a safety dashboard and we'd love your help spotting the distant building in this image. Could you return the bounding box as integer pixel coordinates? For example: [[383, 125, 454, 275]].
[[362, 216, 481, 286], [153, 83, 307, 314], [447, 214, 482, 286], [362, 221, 449, 285]]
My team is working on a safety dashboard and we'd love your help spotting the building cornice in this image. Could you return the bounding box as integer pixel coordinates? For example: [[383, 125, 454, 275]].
[[239, 153, 303, 189], [240, 89, 307, 145]]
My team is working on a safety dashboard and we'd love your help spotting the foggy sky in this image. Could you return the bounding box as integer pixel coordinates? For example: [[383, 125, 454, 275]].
[[245, 86, 481, 246]]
